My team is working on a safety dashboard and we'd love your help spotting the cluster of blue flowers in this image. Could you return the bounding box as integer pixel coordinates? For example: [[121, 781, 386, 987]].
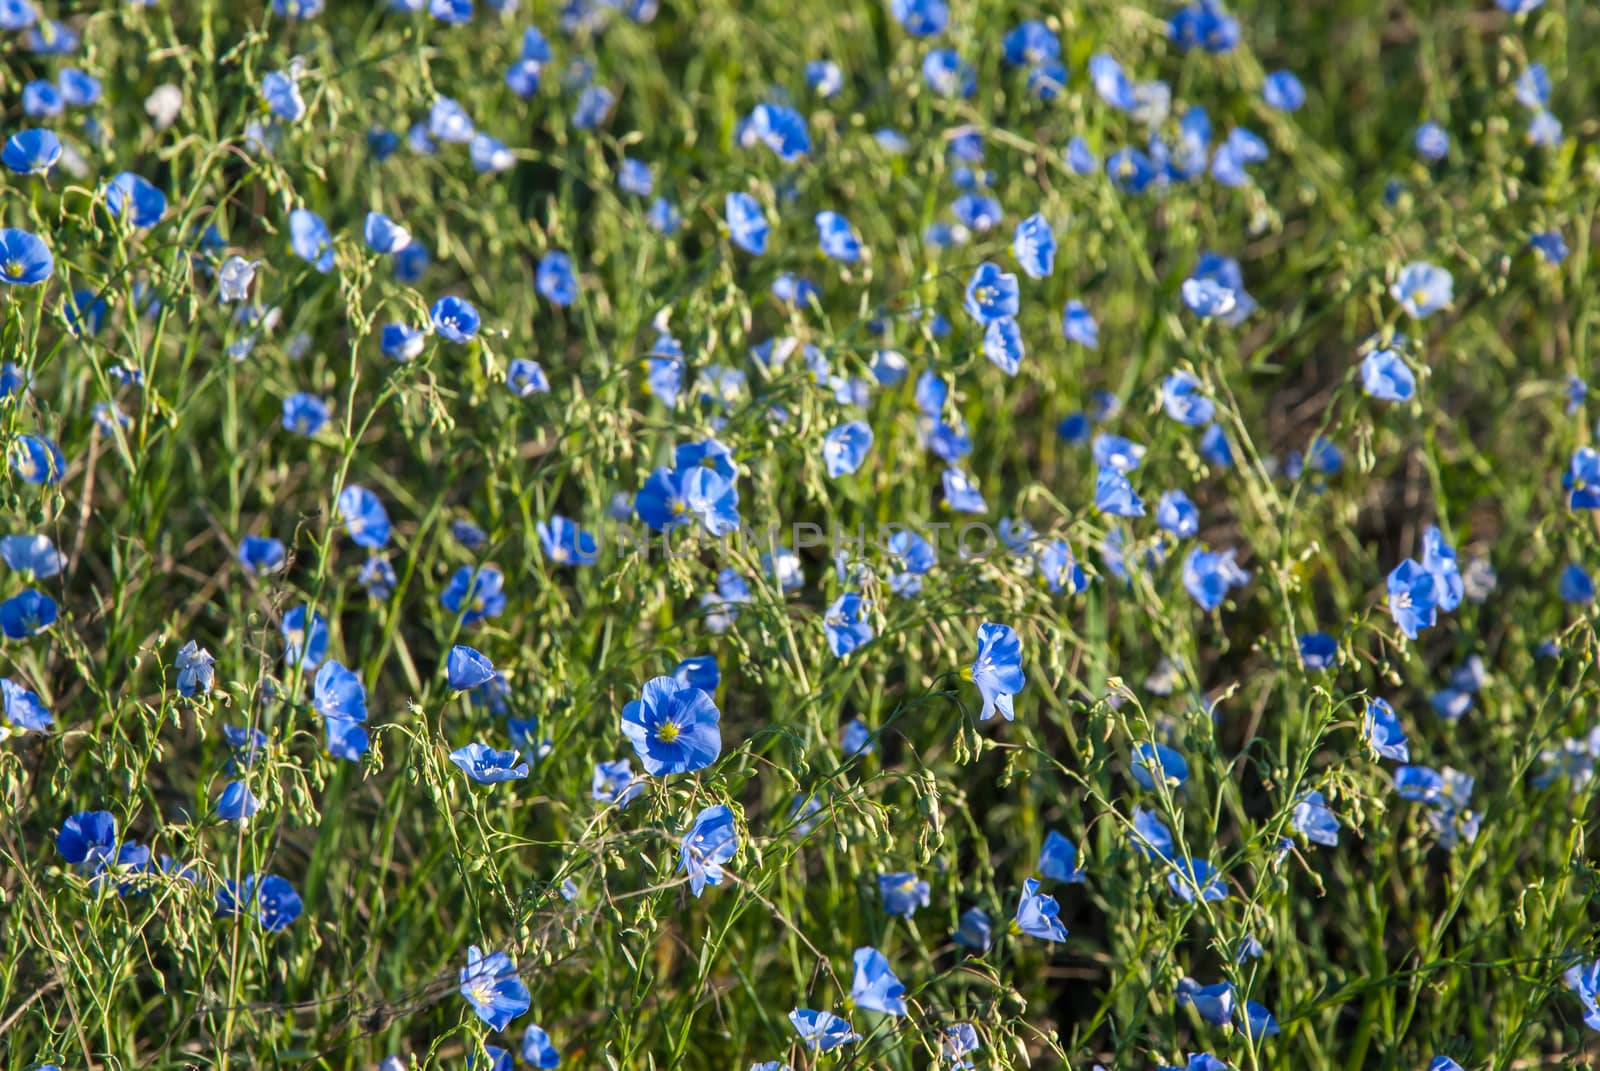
[[3, 0, 1596, 1067]]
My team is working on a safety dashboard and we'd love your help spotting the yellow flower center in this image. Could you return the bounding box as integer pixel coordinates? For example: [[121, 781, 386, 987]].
[[1411, 289, 1427, 307], [655, 721, 680, 744], [4, 260, 22, 279]]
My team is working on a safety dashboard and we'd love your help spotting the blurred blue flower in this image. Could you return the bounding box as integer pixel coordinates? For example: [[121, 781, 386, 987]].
[[823, 421, 874, 477], [216, 781, 261, 822], [1391, 261, 1453, 318], [1061, 300, 1099, 348], [815, 211, 862, 262], [1039, 830, 1085, 883], [788, 1009, 858, 1051], [964, 262, 1019, 324], [850, 946, 906, 1015], [1132, 742, 1188, 790], [1162, 371, 1214, 425], [954, 906, 992, 950], [2, 128, 60, 175], [592, 759, 644, 807], [447, 645, 496, 691], [879, 871, 930, 917], [288, 208, 334, 272], [1012, 213, 1055, 279], [537, 251, 579, 305], [176, 641, 216, 698], [1178, 978, 1235, 1026], [680, 804, 737, 896], [2, 677, 52, 731], [825, 592, 875, 656], [1095, 467, 1144, 518], [459, 946, 530, 1031], [281, 604, 329, 669], [521, 1025, 561, 1069], [1298, 632, 1337, 669], [1, 534, 63, 578], [430, 295, 480, 343], [1292, 790, 1340, 846], [0, 588, 55, 639], [1361, 348, 1415, 402], [1560, 563, 1593, 604], [1263, 69, 1305, 111], [442, 564, 506, 625], [1167, 857, 1227, 902], [1157, 490, 1200, 538], [1387, 558, 1439, 639], [1414, 121, 1449, 162], [451, 743, 530, 783]]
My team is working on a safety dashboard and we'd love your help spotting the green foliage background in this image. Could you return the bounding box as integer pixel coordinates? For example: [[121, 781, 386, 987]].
[[3, 1, 1600, 1069]]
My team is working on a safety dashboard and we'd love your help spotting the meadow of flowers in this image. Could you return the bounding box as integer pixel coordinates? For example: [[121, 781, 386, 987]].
[[3, 0, 1600, 1068]]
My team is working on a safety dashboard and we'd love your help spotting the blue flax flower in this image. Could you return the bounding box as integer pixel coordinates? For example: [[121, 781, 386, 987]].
[[0, 589, 55, 638], [825, 593, 874, 656], [966, 622, 1024, 721], [1363, 698, 1410, 761], [1167, 857, 1227, 902], [788, 1009, 858, 1051], [537, 515, 597, 566], [1038, 830, 1085, 883], [1095, 466, 1144, 517], [1012, 877, 1068, 941], [879, 871, 930, 917], [447, 645, 495, 691], [954, 907, 992, 949], [1387, 558, 1439, 639], [963, 262, 1019, 325], [679, 804, 737, 896], [451, 743, 529, 783], [823, 421, 874, 477], [850, 947, 906, 1015], [176, 641, 216, 697], [1013, 214, 1055, 278], [459, 946, 530, 1031], [106, 173, 167, 228], [1361, 348, 1415, 402], [2, 128, 60, 175], [1132, 742, 1189, 790], [522, 1025, 561, 1068], [1292, 790, 1340, 846], [1391, 261, 1453, 319], [442, 564, 506, 625], [1567, 447, 1600, 508], [288, 208, 334, 271], [3, 677, 52, 731], [0, 228, 53, 286], [337, 485, 391, 548], [1178, 978, 1235, 1026], [620, 676, 722, 776], [430, 295, 480, 343]]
